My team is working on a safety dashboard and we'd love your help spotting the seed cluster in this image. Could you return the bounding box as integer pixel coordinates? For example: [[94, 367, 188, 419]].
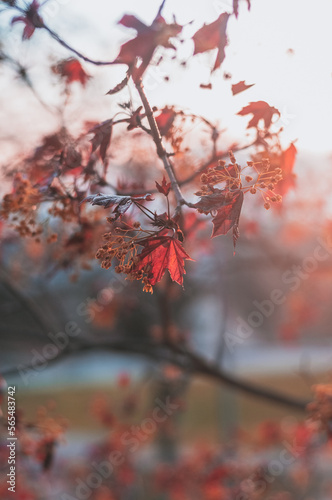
[[95, 223, 154, 293], [196, 153, 283, 209], [0, 175, 43, 238], [48, 198, 78, 222]]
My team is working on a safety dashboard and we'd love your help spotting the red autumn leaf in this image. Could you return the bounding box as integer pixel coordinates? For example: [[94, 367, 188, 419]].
[[52, 58, 90, 87], [62, 145, 82, 171], [11, 0, 44, 40], [155, 175, 171, 196], [276, 143, 297, 196], [194, 190, 244, 247], [83, 193, 153, 220], [211, 190, 243, 240], [135, 236, 193, 286], [119, 14, 148, 33], [194, 191, 229, 213], [127, 106, 143, 131], [113, 11, 182, 81], [200, 82, 213, 90], [233, 0, 251, 18], [155, 107, 176, 136], [88, 120, 113, 164], [237, 101, 280, 129], [231, 80, 254, 95], [233, 0, 239, 18], [192, 13, 230, 71]]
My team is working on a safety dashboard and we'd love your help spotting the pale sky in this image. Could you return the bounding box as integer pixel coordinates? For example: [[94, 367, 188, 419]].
[[1, 0, 331, 156]]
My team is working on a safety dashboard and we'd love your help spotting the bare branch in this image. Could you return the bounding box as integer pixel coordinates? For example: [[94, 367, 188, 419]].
[[2, 338, 308, 411]]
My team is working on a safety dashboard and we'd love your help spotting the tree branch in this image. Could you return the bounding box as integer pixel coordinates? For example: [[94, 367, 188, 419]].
[[2, 337, 308, 412], [0, 268, 58, 338], [135, 79, 192, 211], [41, 24, 116, 67]]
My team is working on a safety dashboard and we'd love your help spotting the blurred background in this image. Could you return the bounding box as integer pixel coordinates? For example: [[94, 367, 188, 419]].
[[1, 0, 332, 499]]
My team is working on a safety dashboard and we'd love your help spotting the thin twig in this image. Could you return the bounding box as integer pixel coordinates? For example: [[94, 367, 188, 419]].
[[42, 24, 116, 66], [134, 79, 189, 210]]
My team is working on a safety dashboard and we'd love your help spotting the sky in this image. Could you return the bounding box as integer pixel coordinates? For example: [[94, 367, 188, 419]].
[[1, 0, 332, 156]]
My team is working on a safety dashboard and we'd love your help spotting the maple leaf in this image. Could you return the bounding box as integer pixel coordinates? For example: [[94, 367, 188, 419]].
[[253, 143, 297, 198], [135, 236, 192, 286], [194, 190, 244, 247], [113, 8, 182, 81], [237, 101, 280, 129], [276, 143, 297, 196], [82, 193, 153, 220], [231, 80, 254, 95], [155, 176, 171, 196], [200, 83, 213, 90], [155, 107, 176, 136], [192, 13, 230, 71], [88, 120, 113, 165], [211, 191, 243, 240], [11, 0, 44, 40], [52, 58, 90, 87], [233, 0, 251, 18]]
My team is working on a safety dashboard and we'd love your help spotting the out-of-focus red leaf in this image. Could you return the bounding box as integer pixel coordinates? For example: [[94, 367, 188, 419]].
[[237, 101, 280, 129], [277, 143, 297, 196], [113, 13, 182, 81], [233, 0, 251, 18], [11, 1, 43, 40], [211, 191, 243, 243], [52, 58, 90, 87], [200, 82, 212, 90], [155, 107, 176, 136], [155, 175, 171, 196], [88, 120, 113, 164], [231, 80, 254, 95], [135, 236, 193, 286], [233, 0, 239, 18], [253, 143, 297, 198], [192, 13, 230, 71], [119, 14, 148, 33], [62, 145, 82, 171]]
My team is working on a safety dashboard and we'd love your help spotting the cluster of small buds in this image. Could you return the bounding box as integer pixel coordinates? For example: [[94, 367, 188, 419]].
[[197, 158, 241, 196], [196, 152, 283, 209], [0, 175, 43, 238], [307, 384, 332, 435], [95, 222, 154, 292], [48, 197, 78, 222]]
